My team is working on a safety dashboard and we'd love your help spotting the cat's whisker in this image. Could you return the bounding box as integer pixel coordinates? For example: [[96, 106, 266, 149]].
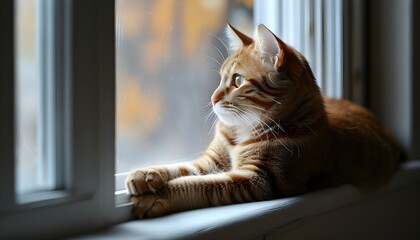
[[244, 112, 273, 134], [203, 36, 227, 62], [266, 96, 282, 106], [206, 62, 222, 71], [204, 69, 223, 76], [203, 55, 223, 68], [240, 103, 267, 112], [201, 102, 213, 109], [246, 114, 288, 147], [209, 33, 229, 54], [208, 118, 218, 135], [203, 110, 218, 128], [202, 109, 214, 123], [209, 44, 226, 62], [241, 104, 285, 134], [236, 109, 265, 131], [234, 108, 268, 141], [225, 106, 254, 133], [201, 103, 218, 135], [237, 103, 284, 134], [245, 114, 291, 153], [250, 116, 268, 141], [264, 115, 286, 133], [304, 123, 318, 137], [235, 111, 262, 140]]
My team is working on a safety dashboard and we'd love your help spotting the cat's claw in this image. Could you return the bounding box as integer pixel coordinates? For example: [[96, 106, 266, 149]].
[[125, 168, 167, 196]]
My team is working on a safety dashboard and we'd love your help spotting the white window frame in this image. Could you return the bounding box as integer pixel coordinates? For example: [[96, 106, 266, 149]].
[[37, 0, 68, 192], [0, 0, 129, 239]]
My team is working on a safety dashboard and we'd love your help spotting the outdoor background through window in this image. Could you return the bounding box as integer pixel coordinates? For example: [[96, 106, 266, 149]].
[[115, 0, 253, 179]]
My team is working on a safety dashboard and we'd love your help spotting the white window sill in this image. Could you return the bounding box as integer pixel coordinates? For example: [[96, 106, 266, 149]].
[[74, 161, 420, 240]]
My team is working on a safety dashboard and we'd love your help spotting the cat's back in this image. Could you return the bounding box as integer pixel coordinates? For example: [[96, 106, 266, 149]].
[[324, 97, 379, 134], [322, 97, 400, 190], [323, 98, 396, 144]]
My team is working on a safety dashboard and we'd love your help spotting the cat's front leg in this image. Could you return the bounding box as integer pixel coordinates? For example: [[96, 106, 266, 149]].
[[125, 153, 230, 195], [125, 161, 212, 195], [131, 170, 276, 218]]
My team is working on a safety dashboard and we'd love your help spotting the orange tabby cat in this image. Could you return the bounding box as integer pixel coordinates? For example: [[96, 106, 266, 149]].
[[125, 24, 400, 218]]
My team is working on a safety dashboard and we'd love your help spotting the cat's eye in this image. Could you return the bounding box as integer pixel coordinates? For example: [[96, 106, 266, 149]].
[[233, 74, 244, 88]]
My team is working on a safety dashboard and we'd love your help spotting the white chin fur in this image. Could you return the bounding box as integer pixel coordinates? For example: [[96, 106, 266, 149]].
[[212, 103, 259, 127], [212, 104, 237, 126]]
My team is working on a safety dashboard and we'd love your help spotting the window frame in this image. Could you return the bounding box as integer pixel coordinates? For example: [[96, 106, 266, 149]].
[[0, 0, 130, 239], [0, 0, 16, 214], [14, 0, 70, 196], [37, 0, 69, 192]]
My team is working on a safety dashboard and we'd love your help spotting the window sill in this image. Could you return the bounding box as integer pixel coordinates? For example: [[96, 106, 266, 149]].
[[0, 191, 94, 216], [74, 161, 420, 240]]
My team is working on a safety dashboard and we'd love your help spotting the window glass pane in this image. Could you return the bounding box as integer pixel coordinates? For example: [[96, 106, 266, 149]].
[[15, 0, 41, 193], [15, 0, 65, 195], [115, 0, 253, 184]]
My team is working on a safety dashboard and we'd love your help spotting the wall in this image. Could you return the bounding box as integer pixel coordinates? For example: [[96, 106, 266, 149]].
[[369, 0, 420, 158]]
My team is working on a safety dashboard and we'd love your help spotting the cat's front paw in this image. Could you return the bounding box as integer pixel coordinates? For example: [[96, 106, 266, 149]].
[[125, 168, 167, 196], [131, 195, 169, 218]]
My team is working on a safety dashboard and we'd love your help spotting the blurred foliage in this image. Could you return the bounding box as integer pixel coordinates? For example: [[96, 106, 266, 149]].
[[116, 0, 253, 171]]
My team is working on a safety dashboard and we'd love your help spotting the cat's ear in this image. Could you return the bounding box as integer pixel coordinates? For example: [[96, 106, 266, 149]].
[[226, 23, 253, 52], [254, 24, 283, 69]]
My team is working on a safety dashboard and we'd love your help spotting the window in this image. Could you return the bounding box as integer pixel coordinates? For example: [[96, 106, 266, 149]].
[[13, 0, 73, 204], [0, 0, 120, 238], [115, 0, 254, 195], [14, 0, 69, 197], [15, 0, 43, 194]]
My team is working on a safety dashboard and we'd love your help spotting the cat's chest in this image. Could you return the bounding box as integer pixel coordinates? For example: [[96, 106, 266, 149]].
[[226, 143, 263, 165], [235, 129, 254, 144], [227, 145, 247, 168], [218, 125, 253, 145], [217, 124, 264, 161]]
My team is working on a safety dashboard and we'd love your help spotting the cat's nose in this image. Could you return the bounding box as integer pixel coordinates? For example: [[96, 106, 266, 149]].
[[211, 88, 224, 105]]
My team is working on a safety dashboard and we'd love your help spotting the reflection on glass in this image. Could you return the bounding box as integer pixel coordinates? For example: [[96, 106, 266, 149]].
[[115, 0, 253, 175]]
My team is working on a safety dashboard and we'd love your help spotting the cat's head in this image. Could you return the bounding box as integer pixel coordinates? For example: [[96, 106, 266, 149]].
[[212, 23, 321, 129]]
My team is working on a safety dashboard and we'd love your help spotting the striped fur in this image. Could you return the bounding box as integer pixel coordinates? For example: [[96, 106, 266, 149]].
[[126, 24, 400, 218]]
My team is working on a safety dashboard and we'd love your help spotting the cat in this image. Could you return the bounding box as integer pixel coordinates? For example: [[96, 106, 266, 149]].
[[125, 23, 401, 218]]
